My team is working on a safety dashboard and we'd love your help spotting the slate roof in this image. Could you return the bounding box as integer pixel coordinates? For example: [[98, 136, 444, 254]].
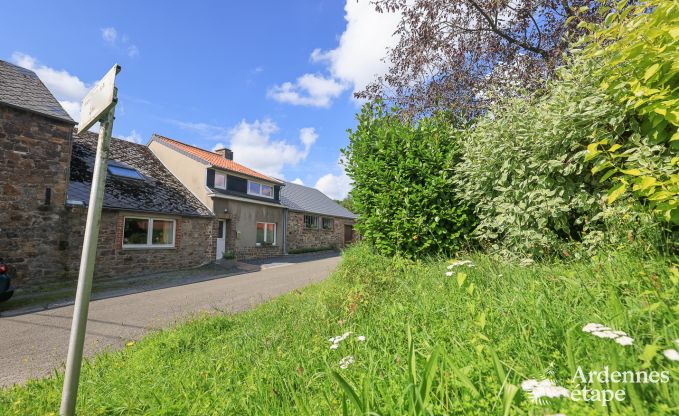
[[150, 134, 283, 184], [68, 131, 213, 217], [280, 181, 357, 219], [0, 60, 74, 124]]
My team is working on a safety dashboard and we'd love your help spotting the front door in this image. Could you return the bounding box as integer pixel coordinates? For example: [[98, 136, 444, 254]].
[[216, 220, 226, 259], [344, 224, 353, 245]]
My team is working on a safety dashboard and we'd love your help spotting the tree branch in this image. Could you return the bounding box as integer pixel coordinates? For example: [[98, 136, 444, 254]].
[[466, 0, 548, 57]]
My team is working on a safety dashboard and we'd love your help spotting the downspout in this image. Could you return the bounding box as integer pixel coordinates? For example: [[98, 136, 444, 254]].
[[283, 208, 288, 255]]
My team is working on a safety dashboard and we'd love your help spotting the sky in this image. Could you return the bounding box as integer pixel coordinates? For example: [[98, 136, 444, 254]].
[[1, 0, 401, 200]]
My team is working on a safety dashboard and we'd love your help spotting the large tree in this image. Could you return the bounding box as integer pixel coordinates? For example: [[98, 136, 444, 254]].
[[359, 0, 604, 117]]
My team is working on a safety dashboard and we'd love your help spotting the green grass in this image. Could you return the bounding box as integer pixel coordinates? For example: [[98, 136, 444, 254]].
[[1, 244, 678, 415]]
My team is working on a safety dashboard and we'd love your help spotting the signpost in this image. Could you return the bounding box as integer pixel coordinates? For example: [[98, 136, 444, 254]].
[[60, 64, 121, 416]]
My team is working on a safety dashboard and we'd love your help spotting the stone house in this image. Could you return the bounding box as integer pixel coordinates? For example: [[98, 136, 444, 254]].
[[0, 60, 77, 287], [279, 181, 357, 253], [0, 59, 215, 290], [149, 134, 287, 260], [65, 132, 215, 280]]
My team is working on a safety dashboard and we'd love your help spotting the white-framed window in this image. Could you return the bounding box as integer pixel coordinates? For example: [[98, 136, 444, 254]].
[[322, 217, 333, 230], [256, 222, 276, 245], [214, 172, 226, 189], [123, 217, 176, 248], [247, 180, 274, 198], [304, 215, 319, 229]]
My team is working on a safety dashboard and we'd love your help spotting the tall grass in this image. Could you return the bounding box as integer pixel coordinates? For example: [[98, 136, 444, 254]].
[[1, 244, 677, 415]]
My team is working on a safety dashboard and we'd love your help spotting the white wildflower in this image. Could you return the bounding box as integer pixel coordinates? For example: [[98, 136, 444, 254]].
[[591, 331, 619, 339], [663, 349, 679, 361], [521, 379, 540, 391], [339, 356, 354, 369], [445, 271, 454, 277], [357, 335, 366, 342], [582, 323, 609, 333], [519, 258, 534, 267], [615, 336, 634, 346], [448, 260, 474, 268], [582, 323, 633, 346], [521, 378, 570, 402], [329, 332, 352, 349]]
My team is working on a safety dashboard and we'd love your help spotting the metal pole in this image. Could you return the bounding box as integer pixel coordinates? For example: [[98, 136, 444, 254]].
[[60, 101, 116, 416]]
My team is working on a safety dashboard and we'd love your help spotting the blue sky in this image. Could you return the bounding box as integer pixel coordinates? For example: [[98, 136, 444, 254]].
[[1, 1, 400, 199]]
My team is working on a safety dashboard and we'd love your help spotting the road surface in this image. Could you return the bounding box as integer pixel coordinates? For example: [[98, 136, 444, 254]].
[[0, 254, 340, 387]]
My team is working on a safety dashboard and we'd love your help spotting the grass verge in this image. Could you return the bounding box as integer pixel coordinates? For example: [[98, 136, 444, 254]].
[[1, 244, 678, 415]]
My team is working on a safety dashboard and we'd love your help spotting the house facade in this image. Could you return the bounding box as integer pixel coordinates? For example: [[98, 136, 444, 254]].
[[280, 181, 357, 252], [0, 60, 215, 291], [1, 57, 358, 295], [65, 132, 215, 279], [0, 60, 76, 287], [149, 135, 287, 260]]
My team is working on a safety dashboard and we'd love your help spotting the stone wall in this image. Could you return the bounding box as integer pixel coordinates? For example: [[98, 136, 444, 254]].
[[234, 244, 283, 260], [0, 105, 74, 287], [64, 208, 216, 280], [286, 211, 354, 252]]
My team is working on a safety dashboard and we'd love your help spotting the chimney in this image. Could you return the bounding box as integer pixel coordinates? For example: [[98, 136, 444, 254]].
[[215, 147, 233, 160]]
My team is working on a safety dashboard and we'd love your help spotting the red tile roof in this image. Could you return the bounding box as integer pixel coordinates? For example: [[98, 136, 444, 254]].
[[152, 134, 283, 184]]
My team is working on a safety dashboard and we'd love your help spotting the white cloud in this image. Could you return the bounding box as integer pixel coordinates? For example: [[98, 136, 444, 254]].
[[100, 27, 139, 57], [170, 118, 318, 179], [291, 178, 305, 185], [119, 129, 142, 144], [229, 120, 317, 178], [314, 157, 352, 200], [314, 1, 401, 94], [11, 52, 90, 120], [211, 142, 227, 152], [268, 74, 346, 107], [315, 171, 351, 200], [101, 27, 118, 44], [127, 45, 139, 58], [269, 1, 401, 107]]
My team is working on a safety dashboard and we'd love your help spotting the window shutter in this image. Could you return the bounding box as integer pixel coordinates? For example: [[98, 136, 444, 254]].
[[206, 169, 215, 187]]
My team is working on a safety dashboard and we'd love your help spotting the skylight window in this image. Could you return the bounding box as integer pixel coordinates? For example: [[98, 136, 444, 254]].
[[108, 165, 144, 180]]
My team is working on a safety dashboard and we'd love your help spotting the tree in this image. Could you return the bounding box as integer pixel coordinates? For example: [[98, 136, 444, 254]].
[[359, 0, 604, 117], [342, 103, 475, 257], [335, 196, 357, 214]]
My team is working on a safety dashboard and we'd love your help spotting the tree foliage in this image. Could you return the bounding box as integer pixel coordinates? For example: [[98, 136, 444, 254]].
[[359, 0, 604, 117], [453, 58, 619, 258], [342, 105, 475, 257], [579, 0, 679, 224]]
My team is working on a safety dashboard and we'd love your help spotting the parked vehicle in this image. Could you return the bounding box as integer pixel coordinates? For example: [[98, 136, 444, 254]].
[[0, 258, 14, 302]]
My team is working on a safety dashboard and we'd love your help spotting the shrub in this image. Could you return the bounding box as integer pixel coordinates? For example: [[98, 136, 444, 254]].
[[578, 0, 679, 224], [342, 105, 475, 258], [453, 57, 626, 258]]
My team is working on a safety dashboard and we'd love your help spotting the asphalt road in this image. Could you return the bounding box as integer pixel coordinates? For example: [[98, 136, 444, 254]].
[[0, 254, 340, 387]]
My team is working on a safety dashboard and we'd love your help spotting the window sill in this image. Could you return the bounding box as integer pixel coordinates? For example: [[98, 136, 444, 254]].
[[121, 245, 176, 250]]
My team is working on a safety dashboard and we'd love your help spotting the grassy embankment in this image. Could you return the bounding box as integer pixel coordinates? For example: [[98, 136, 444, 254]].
[[1, 244, 677, 415]]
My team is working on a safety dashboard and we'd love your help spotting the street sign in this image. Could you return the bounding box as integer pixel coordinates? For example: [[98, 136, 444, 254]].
[[77, 64, 121, 134], [61, 65, 121, 416]]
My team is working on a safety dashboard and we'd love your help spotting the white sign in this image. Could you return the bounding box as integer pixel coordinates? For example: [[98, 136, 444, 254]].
[[77, 64, 120, 133]]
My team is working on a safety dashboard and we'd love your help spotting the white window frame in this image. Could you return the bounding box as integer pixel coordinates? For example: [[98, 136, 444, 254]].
[[304, 215, 319, 229], [256, 222, 277, 246], [214, 172, 227, 190], [122, 217, 176, 249], [322, 217, 333, 230], [247, 180, 274, 199]]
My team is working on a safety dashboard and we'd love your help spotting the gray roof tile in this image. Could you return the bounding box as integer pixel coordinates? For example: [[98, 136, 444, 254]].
[[0, 60, 74, 123], [68, 131, 213, 217], [280, 182, 356, 219]]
